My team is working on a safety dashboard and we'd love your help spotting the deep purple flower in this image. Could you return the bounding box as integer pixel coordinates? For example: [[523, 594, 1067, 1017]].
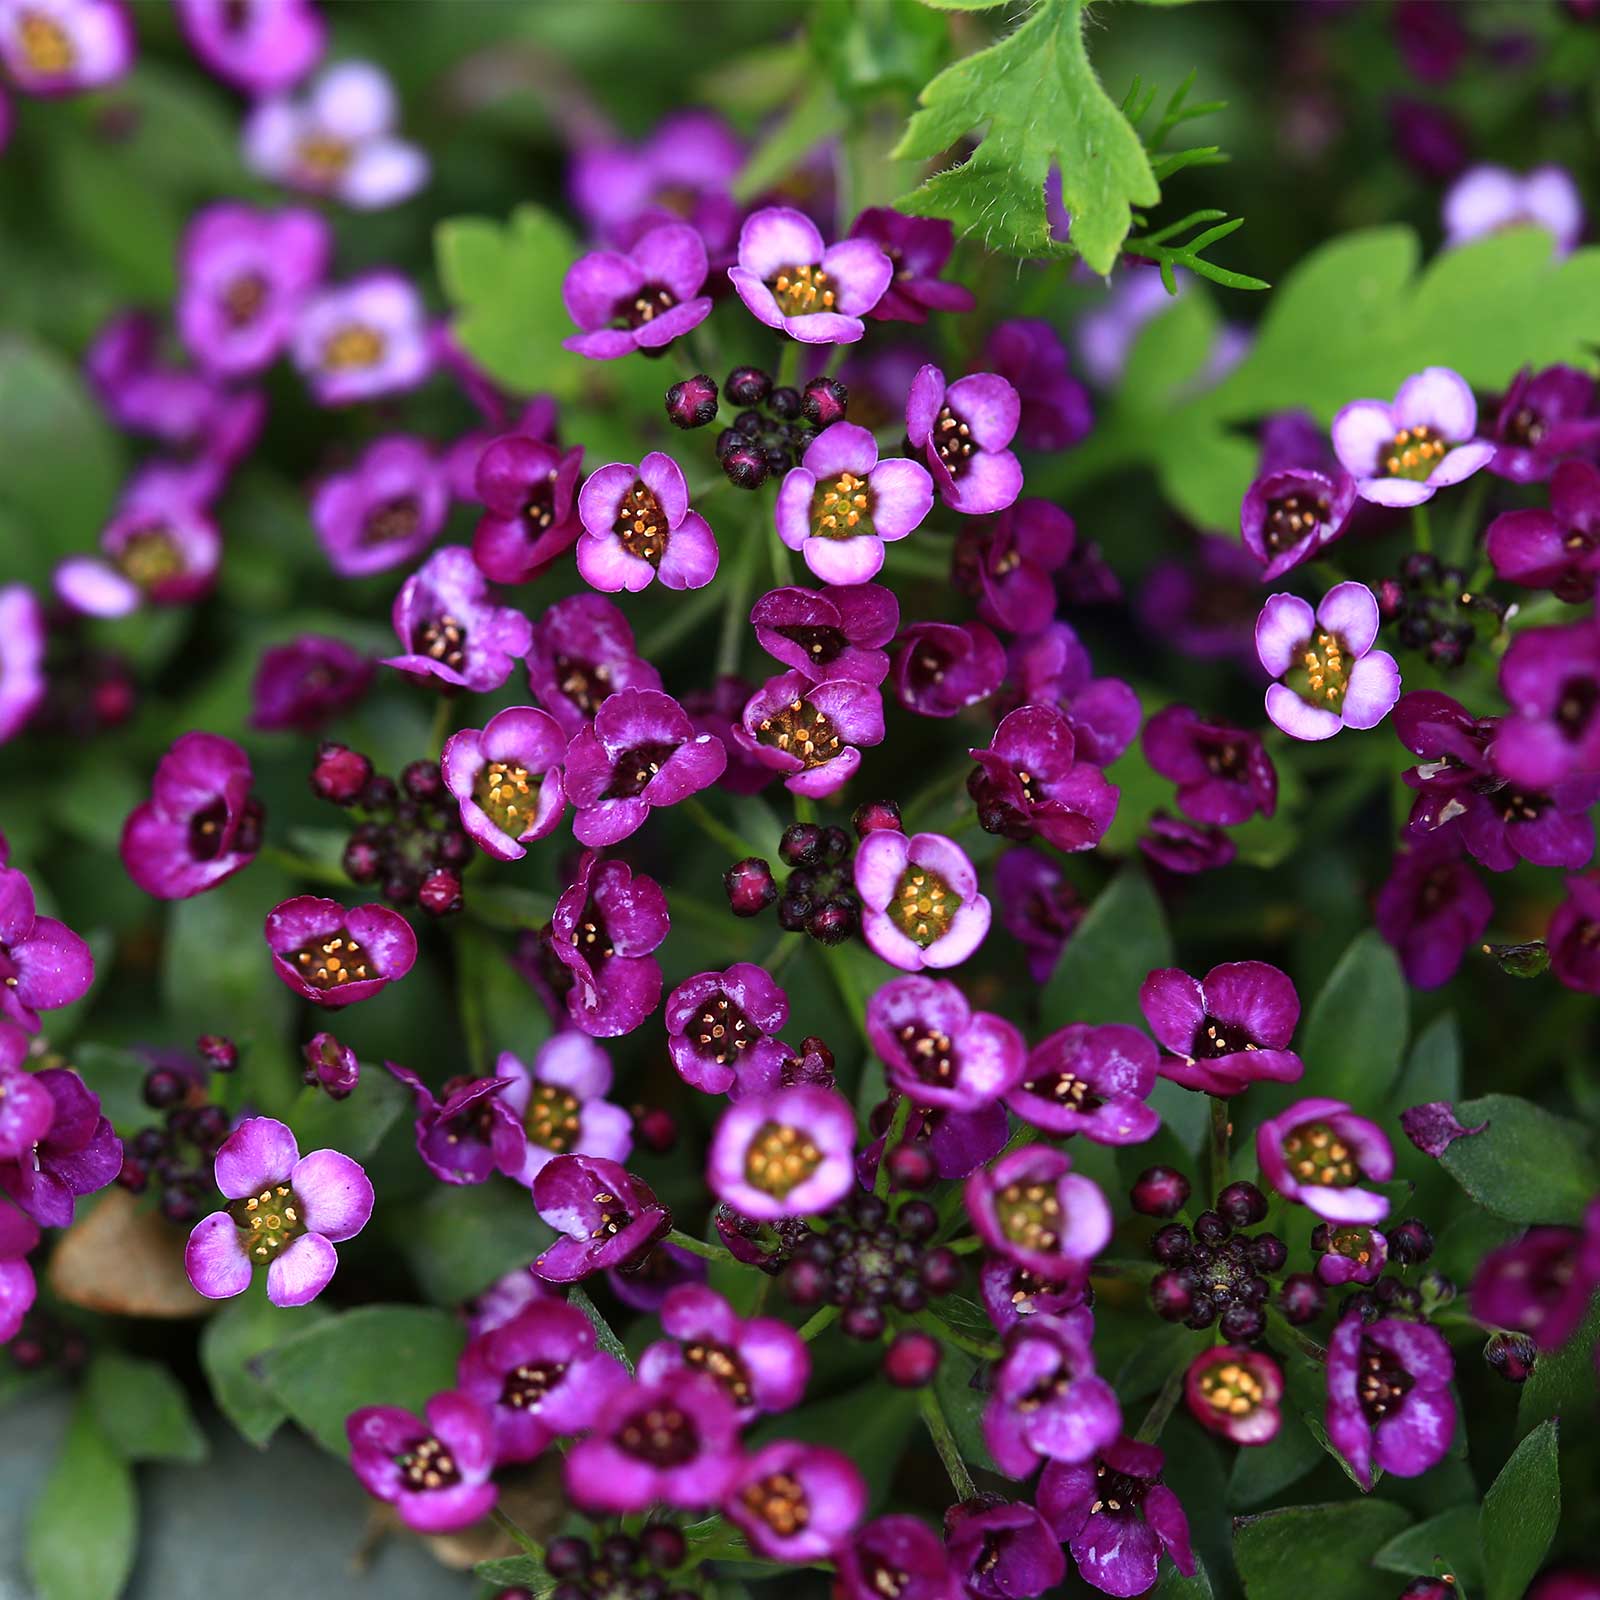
[[1393, 0, 1468, 82], [994, 847, 1083, 985], [1494, 620, 1600, 789], [1470, 1199, 1600, 1350], [0, 1194, 39, 1343], [751, 582, 898, 686], [729, 206, 892, 344], [56, 485, 220, 620], [250, 634, 372, 733], [494, 1034, 632, 1188], [264, 895, 417, 1008], [471, 433, 585, 585], [775, 422, 933, 586], [1551, 871, 1600, 993], [0, 586, 46, 744], [867, 975, 1024, 1113], [684, 676, 773, 796], [906, 364, 1022, 515], [385, 1062, 523, 1186], [1399, 1100, 1487, 1158], [733, 670, 885, 798], [245, 60, 427, 209], [1140, 533, 1261, 666], [0, 1062, 118, 1227], [292, 271, 432, 406], [348, 1392, 496, 1533], [0, 0, 130, 94], [532, 1153, 669, 1282], [1009, 623, 1141, 766], [1008, 1024, 1160, 1145], [1039, 1437, 1196, 1598], [859, 1097, 1008, 1186], [1141, 813, 1238, 875], [1488, 461, 1600, 601], [1315, 1224, 1388, 1288], [837, 1516, 960, 1600], [726, 1034, 837, 1103], [1444, 164, 1583, 254], [953, 500, 1076, 635], [707, 1084, 856, 1221], [525, 593, 661, 739], [980, 1255, 1089, 1336], [0, 865, 94, 1033], [456, 1298, 629, 1463], [1143, 706, 1277, 826], [968, 1146, 1112, 1281], [0, 1026, 52, 1163], [86, 312, 214, 447], [1240, 465, 1357, 581], [983, 319, 1092, 452], [1375, 833, 1495, 989], [1326, 1314, 1455, 1489], [184, 1116, 371, 1306], [303, 1032, 358, 1099], [665, 963, 789, 1095], [857, 829, 991, 972], [1486, 366, 1600, 485], [727, 1441, 866, 1562], [577, 451, 718, 592], [312, 436, 447, 579], [984, 1313, 1121, 1477], [849, 208, 974, 324], [968, 703, 1120, 852], [893, 621, 1007, 720], [441, 706, 567, 861], [562, 222, 712, 359], [176, 0, 324, 94], [1257, 1097, 1395, 1224], [944, 1499, 1064, 1599], [121, 732, 262, 901], [1184, 1345, 1283, 1445], [462, 1269, 556, 1338], [1333, 367, 1495, 507], [177, 203, 330, 379], [1388, 96, 1470, 184], [1139, 961, 1302, 1096], [384, 546, 532, 693], [1257, 581, 1401, 740]]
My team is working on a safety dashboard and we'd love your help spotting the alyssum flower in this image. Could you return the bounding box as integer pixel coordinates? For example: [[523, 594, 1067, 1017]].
[[264, 895, 417, 1008], [562, 221, 713, 359], [707, 1084, 856, 1221], [441, 705, 567, 861], [733, 670, 886, 798], [175, 0, 324, 95], [348, 1392, 496, 1533], [576, 450, 718, 592], [1138, 960, 1303, 1095], [532, 1152, 669, 1281], [471, 433, 585, 586], [0, 860, 95, 1033], [856, 829, 991, 972], [312, 434, 448, 578], [493, 1034, 632, 1186], [1007, 1023, 1161, 1145], [1325, 1314, 1456, 1488], [967, 1146, 1112, 1280], [983, 1313, 1121, 1476], [384, 545, 533, 693], [751, 581, 899, 686], [1256, 579, 1401, 741], [1332, 366, 1494, 507], [728, 205, 893, 344], [967, 703, 1120, 852], [664, 963, 790, 1095], [906, 363, 1023, 516], [865, 974, 1025, 1112], [1257, 1097, 1395, 1223], [0, 1058, 120, 1227]]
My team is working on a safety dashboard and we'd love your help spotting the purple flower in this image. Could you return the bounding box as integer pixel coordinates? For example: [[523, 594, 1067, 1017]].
[[1488, 461, 1600, 601], [1393, 0, 1467, 82], [983, 319, 1092, 452], [1138, 960, 1303, 1096], [264, 895, 418, 1008], [733, 670, 885, 798], [0, 1063, 119, 1227], [532, 1153, 669, 1282], [894, 621, 1007, 720], [968, 703, 1120, 852], [1141, 813, 1238, 875], [456, 1298, 629, 1462], [984, 1313, 1121, 1477], [577, 452, 718, 592], [0, 1195, 39, 1343], [856, 829, 991, 972], [860, 1097, 1008, 1186], [121, 732, 262, 901], [312, 436, 447, 578], [0, 586, 47, 743], [1184, 1346, 1283, 1445], [1332, 367, 1495, 507], [563, 1370, 740, 1512], [1140, 533, 1260, 666], [292, 271, 432, 406], [384, 546, 533, 693], [184, 1116, 372, 1306], [1444, 164, 1584, 254], [0, 0, 130, 94], [1389, 96, 1470, 182], [1143, 706, 1277, 826], [87, 312, 212, 445], [953, 500, 1076, 635], [867, 975, 1024, 1113], [1315, 1223, 1388, 1288], [176, 0, 323, 94], [177, 203, 330, 379], [707, 1085, 855, 1220], [727, 1441, 866, 1562], [968, 1147, 1112, 1281], [562, 222, 712, 359], [837, 1516, 960, 1600], [994, 848, 1083, 985], [1375, 833, 1494, 989], [1486, 365, 1600, 485], [1039, 1437, 1196, 1599], [250, 634, 372, 733], [751, 582, 898, 686], [1494, 620, 1600, 789], [665, 963, 789, 1095], [471, 433, 585, 585], [1257, 581, 1401, 741], [461, 1269, 555, 1338], [945, 1500, 1064, 1599], [441, 706, 567, 861], [0, 1026, 52, 1162], [1257, 1097, 1395, 1224], [980, 1255, 1090, 1335], [0, 865, 94, 1033], [385, 1063, 523, 1186], [348, 1392, 496, 1533], [494, 1034, 631, 1188], [303, 1032, 359, 1099], [1009, 623, 1141, 766], [245, 60, 427, 209], [1240, 465, 1357, 580], [1326, 1314, 1455, 1488], [1008, 1024, 1160, 1145], [56, 486, 220, 620], [850, 208, 974, 324], [1399, 1100, 1487, 1158], [906, 364, 1022, 515], [775, 422, 933, 586], [1470, 1200, 1600, 1350], [729, 206, 892, 344], [525, 593, 661, 739], [1551, 871, 1600, 993]]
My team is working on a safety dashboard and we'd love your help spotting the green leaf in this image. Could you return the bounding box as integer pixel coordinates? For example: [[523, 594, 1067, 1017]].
[[391, 1177, 550, 1306], [932, 1348, 997, 1473], [1227, 1407, 1325, 1508], [1373, 1506, 1484, 1589], [1481, 1419, 1560, 1600], [1299, 930, 1409, 1105], [749, 1380, 920, 1509], [1390, 1013, 1462, 1109], [569, 1284, 635, 1375], [256, 1305, 465, 1456], [1518, 1296, 1600, 1436], [26, 1401, 137, 1600], [1041, 863, 1172, 1030], [69, 1042, 153, 1137], [476, 1555, 553, 1591], [1233, 1500, 1413, 1600], [733, 80, 847, 201], [1152, 1563, 1214, 1599], [199, 1283, 331, 1449], [286, 1066, 408, 1165], [893, 0, 1159, 272], [85, 1349, 207, 1464], [1439, 1094, 1599, 1224], [454, 920, 555, 1076]]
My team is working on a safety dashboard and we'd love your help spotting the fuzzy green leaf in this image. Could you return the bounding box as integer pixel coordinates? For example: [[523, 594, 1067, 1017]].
[[85, 1349, 208, 1464], [1481, 1419, 1561, 1600], [1438, 1093, 1599, 1224], [26, 1402, 137, 1600], [1518, 1296, 1600, 1436], [1373, 1506, 1484, 1589], [1233, 1500, 1413, 1600], [1299, 930, 1410, 1104], [199, 1283, 331, 1449], [1041, 863, 1173, 1030]]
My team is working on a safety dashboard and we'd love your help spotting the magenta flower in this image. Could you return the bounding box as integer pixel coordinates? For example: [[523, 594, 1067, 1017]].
[[1326, 1314, 1455, 1488], [121, 732, 263, 901], [1140, 812, 1237, 875], [1140, 533, 1258, 667], [707, 1085, 855, 1220], [562, 222, 712, 359], [525, 593, 662, 738], [1314, 1223, 1388, 1287], [441, 706, 567, 861], [1184, 1345, 1283, 1445], [775, 422, 933, 586], [0, 1195, 39, 1344], [0, 864, 94, 1033], [55, 487, 220, 620], [856, 829, 991, 972], [1240, 465, 1357, 581], [967, 1146, 1112, 1280], [87, 311, 213, 446], [292, 271, 432, 406], [184, 1116, 372, 1306], [734, 670, 885, 798], [1551, 872, 1600, 994], [954, 500, 1076, 635], [752, 582, 899, 686], [1470, 1200, 1600, 1350], [1375, 834, 1494, 989], [1332, 367, 1495, 507], [1009, 622, 1141, 766], [1008, 1024, 1160, 1145], [264, 895, 417, 1008], [495, 1034, 632, 1187], [1138, 961, 1303, 1095], [1494, 620, 1600, 790], [0, 0, 130, 94], [250, 634, 373, 733], [837, 1516, 959, 1600], [1486, 365, 1600, 484], [728, 205, 892, 344], [860, 1098, 1008, 1185], [0, 1025, 52, 1162], [906, 363, 1023, 515], [577, 451, 718, 592], [850, 208, 974, 324], [533, 1153, 669, 1282], [984, 1313, 1121, 1476], [0, 586, 47, 743], [384, 546, 533, 693], [1257, 580, 1401, 740], [947, 1502, 1065, 1600], [1487, 460, 1600, 601], [994, 847, 1083, 985], [0, 1062, 119, 1227], [1257, 1097, 1395, 1224], [471, 434, 585, 586], [384, 1063, 523, 1186], [1143, 706, 1277, 826], [983, 319, 1092, 452], [1443, 163, 1583, 253], [1039, 1436, 1195, 1600], [968, 703, 1120, 852], [665, 963, 789, 1095], [312, 435, 447, 578], [867, 974, 1024, 1112], [726, 1441, 866, 1562], [894, 621, 1007, 719], [175, 0, 324, 94], [609, 1238, 708, 1312], [462, 1268, 558, 1341], [348, 1392, 496, 1533], [303, 1032, 358, 1099]]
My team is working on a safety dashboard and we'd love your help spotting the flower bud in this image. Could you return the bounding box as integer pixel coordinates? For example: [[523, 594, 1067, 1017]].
[[343, 835, 384, 883], [852, 798, 902, 837], [195, 1034, 238, 1072], [1485, 1330, 1538, 1383], [1151, 1223, 1192, 1265], [919, 1247, 962, 1295], [418, 868, 464, 917], [1388, 1217, 1435, 1265], [310, 742, 372, 804], [723, 857, 778, 917], [640, 1523, 687, 1572], [780, 823, 825, 867], [725, 365, 772, 405], [143, 1067, 187, 1110], [1150, 1270, 1195, 1321], [1130, 1165, 1191, 1218], [722, 442, 769, 490], [883, 1330, 941, 1388], [1219, 1302, 1266, 1342], [841, 1303, 886, 1341], [802, 376, 849, 428], [401, 758, 444, 802], [665, 372, 719, 429], [1216, 1181, 1268, 1229], [886, 1143, 936, 1192], [1278, 1272, 1325, 1324], [805, 901, 855, 946], [768, 385, 801, 420], [1249, 1233, 1288, 1273], [303, 1032, 359, 1099], [1194, 1209, 1231, 1246], [636, 1107, 678, 1154]]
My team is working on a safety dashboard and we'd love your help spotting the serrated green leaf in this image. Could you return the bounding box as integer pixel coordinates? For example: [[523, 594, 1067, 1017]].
[[1233, 1500, 1413, 1600], [1481, 1418, 1560, 1600], [199, 1282, 331, 1450], [1298, 930, 1409, 1105], [1373, 1505, 1484, 1588], [1041, 863, 1173, 1030], [1438, 1094, 1599, 1223], [85, 1349, 208, 1464], [26, 1401, 137, 1600]]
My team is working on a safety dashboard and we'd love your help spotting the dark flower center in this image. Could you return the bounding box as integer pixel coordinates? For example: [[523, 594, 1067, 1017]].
[[741, 1470, 809, 1536], [888, 864, 961, 948], [683, 1339, 754, 1407], [756, 696, 843, 769], [439, 1073, 504, 1145], [1284, 629, 1351, 710], [1200, 735, 1250, 781], [569, 899, 614, 962], [809, 471, 875, 540], [1497, 788, 1545, 823], [1264, 492, 1329, 552], [613, 283, 677, 330], [618, 1401, 698, 1467], [321, 322, 382, 370], [996, 1178, 1061, 1253], [1282, 1119, 1359, 1186], [604, 738, 680, 799], [553, 652, 610, 718], [418, 613, 467, 670], [474, 759, 539, 837], [1554, 674, 1599, 741], [773, 622, 848, 665], [523, 1082, 582, 1152], [500, 1358, 568, 1411], [398, 1434, 460, 1492], [1018, 1064, 1103, 1111], [933, 402, 977, 478], [897, 1020, 956, 1088], [18, 11, 73, 72], [119, 526, 184, 590], [362, 494, 421, 547], [692, 992, 754, 1066], [1329, 1226, 1377, 1266], [1090, 1460, 1152, 1517], [1193, 1015, 1258, 1058], [289, 930, 372, 988], [221, 271, 268, 328], [1357, 1340, 1415, 1421], [1378, 423, 1450, 481], [226, 1182, 305, 1264], [744, 1120, 823, 1200], [613, 480, 668, 565], [188, 797, 231, 861], [1418, 862, 1461, 914], [1503, 405, 1547, 448], [1198, 1358, 1266, 1420], [769, 263, 835, 318]]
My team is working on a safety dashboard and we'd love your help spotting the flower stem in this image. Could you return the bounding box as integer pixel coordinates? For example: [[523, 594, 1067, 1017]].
[[768, 513, 792, 587], [793, 795, 817, 825], [797, 1304, 839, 1342], [1412, 502, 1432, 554], [716, 526, 759, 678], [919, 1385, 976, 1502], [429, 694, 454, 760], [666, 1228, 737, 1264], [874, 1095, 913, 1199], [680, 795, 764, 860], [570, 1283, 634, 1373], [1134, 1355, 1188, 1444], [913, 1308, 1001, 1361], [260, 844, 350, 890], [1210, 1095, 1231, 1197], [1264, 1304, 1328, 1366], [775, 339, 800, 393], [490, 1506, 543, 1562]]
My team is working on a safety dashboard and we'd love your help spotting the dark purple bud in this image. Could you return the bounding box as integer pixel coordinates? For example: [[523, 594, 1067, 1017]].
[[801, 376, 849, 428], [640, 1524, 686, 1573], [714, 427, 744, 461], [636, 1107, 678, 1155], [851, 1191, 887, 1229], [805, 902, 855, 945], [1249, 1233, 1288, 1273], [544, 1537, 590, 1580], [1151, 1223, 1193, 1265], [734, 409, 765, 437], [418, 867, 463, 917], [1401, 550, 1439, 586], [1150, 1270, 1194, 1321], [133, 1127, 166, 1160], [1220, 1302, 1266, 1342], [819, 825, 851, 863], [722, 442, 769, 490], [400, 758, 444, 802], [1194, 1209, 1231, 1246], [192, 1103, 229, 1147], [665, 373, 719, 429], [601, 1534, 639, 1572], [898, 1199, 937, 1241], [1238, 1275, 1270, 1306], [783, 1256, 829, 1305], [1131, 1165, 1191, 1218], [360, 773, 399, 813], [382, 872, 419, 906], [116, 1155, 149, 1194], [1216, 1181, 1268, 1229], [1377, 577, 1406, 619], [768, 385, 801, 420], [436, 827, 473, 867], [780, 823, 825, 868], [342, 836, 384, 884], [143, 1068, 187, 1110], [1485, 1331, 1539, 1383], [1388, 1217, 1435, 1265], [1421, 1270, 1456, 1307], [1183, 1292, 1218, 1330], [160, 1186, 202, 1225], [776, 892, 814, 931], [887, 1144, 936, 1192], [195, 1033, 237, 1072], [841, 1303, 886, 1341], [852, 798, 902, 837], [883, 1330, 941, 1388], [723, 857, 777, 918], [920, 1247, 962, 1295], [725, 365, 772, 406], [310, 742, 372, 805], [1279, 1273, 1324, 1323], [1341, 1289, 1381, 1324]]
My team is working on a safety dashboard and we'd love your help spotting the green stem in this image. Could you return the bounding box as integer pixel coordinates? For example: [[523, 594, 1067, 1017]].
[[793, 795, 817, 825], [1210, 1095, 1231, 1197], [666, 1228, 737, 1264], [570, 1283, 634, 1373], [428, 694, 454, 760], [490, 1506, 543, 1563], [259, 844, 350, 890], [768, 514, 792, 587], [874, 1096, 913, 1198], [716, 527, 760, 678], [1264, 1304, 1328, 1367], [642, 582, 724, 662], [1134, 1356, 1187, 1444], [764, 934, 802, 976], [1446, 473, 1490, 568], [818, 941, 874, 1053], [1412, 502, 1432, 554], [680, 795, 765, 860], [797, 1305, 839, 1342], [913, 1309, 1001, 1362], [775, 339, 800, 393], [919, 1386, 976, 1502], [1090, 1258, 1160, 1284], [947, 1234, 985, 1255]]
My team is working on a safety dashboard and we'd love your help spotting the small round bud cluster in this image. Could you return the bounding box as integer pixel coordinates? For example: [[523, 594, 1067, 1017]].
[[1484, 1330, 1538, 1384], [852, 797, 902, 837], [725, 817, 884, 946], [542, 1523, 690, 1600], [118, 1052, 233, 1223], [1383, 551, 1504, 670], [1147, 1183, 1279, 1341], [664, 372, 719, 430], [713, 366, 846, 490]]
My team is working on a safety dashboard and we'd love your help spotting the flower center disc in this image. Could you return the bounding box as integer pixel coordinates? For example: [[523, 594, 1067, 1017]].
[[362, 495, 420, 547], [898, 1021, 956, 1087], [744, 1120, 823, 1201], [933, 403, 976, 478], [524, 1082, 581, 1152], [323, 323, 384, 371], [1379, 423, 1449, 481], [1282, 1120, 1359, 1186], [1285, 630, 1351, 710], [694, 992, 754, 1066], [227, 1182, 306, 1263], [769, 263, 835, 318], [474, 759, 538, 837], [615, 283, 676, 329], [398, 1434, 461, 1491], [618, 1403, 698, 1467], [1264, 493, 1328, 552], [19, 11, 73, 73], [810, 471, 874, 540], [419, 614, 467, 669], [1200, 1359, 1265, 1419], [888, 865, 961, 948], [613, 480, 667, 565], [757, 697, 843, 769], [501, 1358, 568, 1410], [120, 527, 184, 590], [996, 1179, 1061, 1252], [290, 929, 372, 989], [742, 1470, 810, 1536]]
